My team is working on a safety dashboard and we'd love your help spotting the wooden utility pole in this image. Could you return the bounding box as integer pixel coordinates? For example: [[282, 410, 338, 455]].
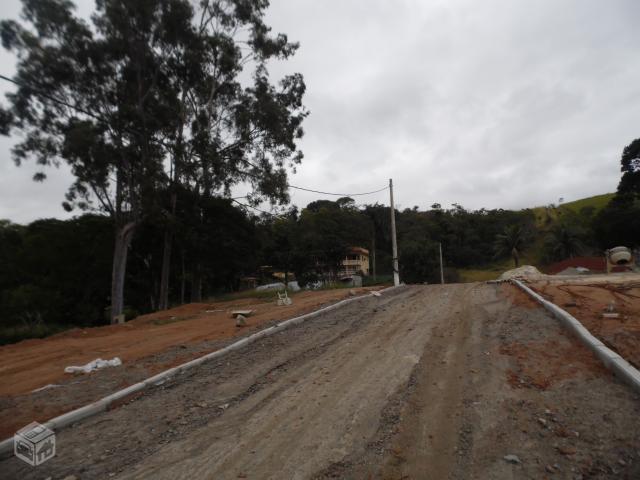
[[389, 178, 399, 287], [439, 242, 444, 285], [371, 234, 377, 282]]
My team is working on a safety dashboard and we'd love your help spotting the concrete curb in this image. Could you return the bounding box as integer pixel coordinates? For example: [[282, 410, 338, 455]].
[[510, 279, 640, 393], [0, 286, 402, 457]]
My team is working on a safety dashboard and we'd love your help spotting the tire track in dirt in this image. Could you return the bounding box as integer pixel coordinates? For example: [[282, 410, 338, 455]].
[[119, 287, 435, 479], [322, 283, 640, 480], [317, 282, 482, 479]]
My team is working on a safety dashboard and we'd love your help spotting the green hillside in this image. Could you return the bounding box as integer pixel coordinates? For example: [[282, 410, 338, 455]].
[[460, 193, 615, 282], [561, 193, 614, 213], [531, 193, 614, 229]]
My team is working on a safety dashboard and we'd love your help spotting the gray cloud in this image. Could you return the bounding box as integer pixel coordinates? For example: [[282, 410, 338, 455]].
[[1, 0, 639, 222]]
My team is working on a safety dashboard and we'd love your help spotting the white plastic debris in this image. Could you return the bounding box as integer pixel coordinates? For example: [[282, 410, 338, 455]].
[[64, 357, 122, 374], [370, 291, 382, 297], [31, 384, 62, 393]]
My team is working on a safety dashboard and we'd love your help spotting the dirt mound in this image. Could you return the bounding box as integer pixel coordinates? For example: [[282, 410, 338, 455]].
[[498, 265, 544, 281]]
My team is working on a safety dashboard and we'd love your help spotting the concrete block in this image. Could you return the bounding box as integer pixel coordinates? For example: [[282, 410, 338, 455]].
[[235, 314, 247, 327]]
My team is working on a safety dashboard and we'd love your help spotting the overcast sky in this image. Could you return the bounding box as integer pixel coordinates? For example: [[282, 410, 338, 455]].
[[1, 0, 639, 223]]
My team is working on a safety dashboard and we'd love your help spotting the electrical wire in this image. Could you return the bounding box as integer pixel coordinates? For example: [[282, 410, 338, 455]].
[[231, 198, 282, 217], [288, 184, 388, 196], [0, 74, 390, 201]]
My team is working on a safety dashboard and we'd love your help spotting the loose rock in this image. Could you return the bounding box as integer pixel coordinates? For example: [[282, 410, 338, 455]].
[[557, 446, 577, 456], [503, 454, 521, 464]]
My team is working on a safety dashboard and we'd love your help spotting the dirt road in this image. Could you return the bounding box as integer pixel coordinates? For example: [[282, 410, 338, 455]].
[[2, 283, 639, 479]]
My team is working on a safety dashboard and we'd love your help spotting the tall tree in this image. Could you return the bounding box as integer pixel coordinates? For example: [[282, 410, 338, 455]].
[[155, 0, 308, 306], [1, 0, 307, 317], [617, 138, 640, 196], [0, 0, 186, 321]]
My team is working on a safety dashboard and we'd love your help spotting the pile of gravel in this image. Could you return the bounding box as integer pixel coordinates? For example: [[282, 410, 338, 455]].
[[498, 265, 545, 281]]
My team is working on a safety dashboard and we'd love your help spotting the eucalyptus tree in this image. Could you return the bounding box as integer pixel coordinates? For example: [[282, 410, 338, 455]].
[[0, 0, 183, 321], [156, 0, 308, 305], [1, 0, 307, 317]]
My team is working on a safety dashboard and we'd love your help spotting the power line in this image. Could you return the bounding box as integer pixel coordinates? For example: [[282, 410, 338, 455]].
[[288, 184, 388, 196], [237, 158, 389, 197], [1, 74, 389, 200], [231, 198, 282, 217]]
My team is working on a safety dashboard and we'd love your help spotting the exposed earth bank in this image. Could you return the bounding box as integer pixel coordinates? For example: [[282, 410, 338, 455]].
[[0, 287, 380, 439]]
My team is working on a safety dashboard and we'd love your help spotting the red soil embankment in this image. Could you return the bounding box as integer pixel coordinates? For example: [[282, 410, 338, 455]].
[[0, 288, 380, 397]]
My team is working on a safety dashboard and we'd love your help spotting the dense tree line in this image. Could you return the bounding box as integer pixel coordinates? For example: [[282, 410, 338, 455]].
[[4, 134, 637, 342], [0, 196, 536, 342], [1, 162, 637, 343]]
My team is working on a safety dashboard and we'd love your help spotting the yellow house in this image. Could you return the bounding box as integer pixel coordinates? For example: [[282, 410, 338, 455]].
[[339, 247, 370, 277]]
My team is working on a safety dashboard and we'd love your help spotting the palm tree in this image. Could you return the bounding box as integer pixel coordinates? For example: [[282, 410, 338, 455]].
[[494, 225, 526, 267], [545, 224, 584, 260]]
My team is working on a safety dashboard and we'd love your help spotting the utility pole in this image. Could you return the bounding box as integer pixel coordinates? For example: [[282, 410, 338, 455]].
[[371, 234, 377, 282], [389, 178, 400, 287], [439, 242, 444, 285]]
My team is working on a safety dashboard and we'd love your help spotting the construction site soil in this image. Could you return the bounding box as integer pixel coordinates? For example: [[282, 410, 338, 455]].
[[2, 283, 639, 479], [529, 274, 640, 369], [0, 287, 380, 439]]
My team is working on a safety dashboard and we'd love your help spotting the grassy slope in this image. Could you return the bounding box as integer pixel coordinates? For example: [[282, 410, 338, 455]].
[[531, 193, 614, 228], [458, 193, 614, 282], [561, 193, 615, 214]]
